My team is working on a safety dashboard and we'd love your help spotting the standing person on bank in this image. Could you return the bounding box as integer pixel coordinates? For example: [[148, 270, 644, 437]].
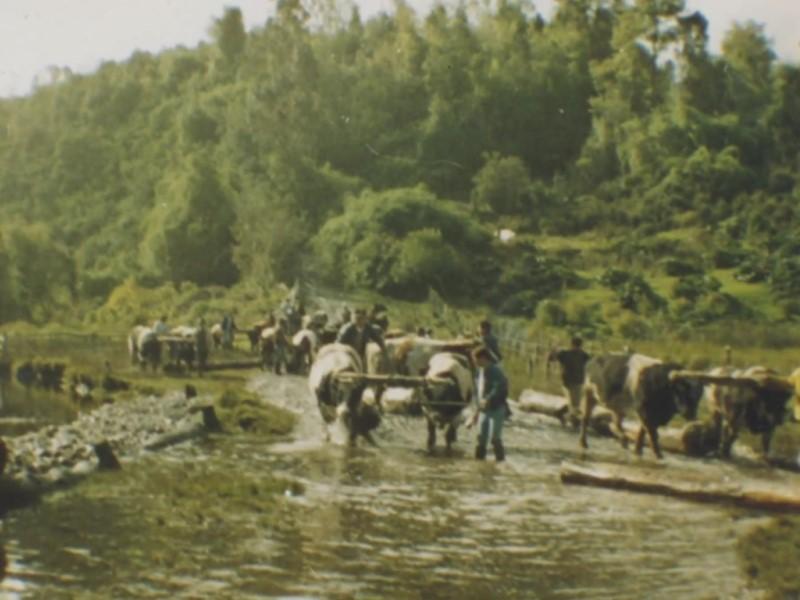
[[478, 320, 502, 364], [547, 336, 591, 427], [469, 346, 509, 462], [195, 318, 209, 375]]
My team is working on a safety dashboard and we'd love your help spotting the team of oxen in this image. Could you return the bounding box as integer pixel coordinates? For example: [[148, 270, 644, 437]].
[[309, 338, 800, 462], [128, 316, 800, 462], [308, 335, 476, 448], [578, 353, 800, 460]]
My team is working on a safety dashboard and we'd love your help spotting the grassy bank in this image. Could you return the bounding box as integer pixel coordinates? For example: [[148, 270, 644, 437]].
[[739, 516, 800, 599]]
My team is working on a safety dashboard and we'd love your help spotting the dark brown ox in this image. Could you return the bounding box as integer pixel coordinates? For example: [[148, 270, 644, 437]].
[[706, 366, 794, 458], [580, 353, 703, 459]]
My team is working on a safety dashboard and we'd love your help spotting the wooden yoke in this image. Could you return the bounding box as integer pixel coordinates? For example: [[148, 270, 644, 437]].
[[333, 372, 452, 389], [669, 370, 795, 393]]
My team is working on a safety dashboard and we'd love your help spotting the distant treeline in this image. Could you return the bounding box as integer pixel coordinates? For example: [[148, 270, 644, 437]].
[[0, 0, 798, 329]]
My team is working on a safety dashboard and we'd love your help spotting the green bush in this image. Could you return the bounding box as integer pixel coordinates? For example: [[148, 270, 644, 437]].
[[617, 315, 652, 340], [663, 258, 704, 277], [672, 274, 721, 302], [537, 299, 567, 327]]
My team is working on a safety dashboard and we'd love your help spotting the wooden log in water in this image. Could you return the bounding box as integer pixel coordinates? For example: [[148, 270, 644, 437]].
[[379, 387, 417, 415], [560, 464, 800, 513], [620, 422, 693, 455], [144, 425, 207, 451], [517, 389, 614, 435], [202, 360, 262, 372], [517, 390, 570, 421], [146, 405, 222, 451]]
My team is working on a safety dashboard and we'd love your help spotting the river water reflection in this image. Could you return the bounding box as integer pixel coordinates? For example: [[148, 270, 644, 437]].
[[0, 369, 776, 599]]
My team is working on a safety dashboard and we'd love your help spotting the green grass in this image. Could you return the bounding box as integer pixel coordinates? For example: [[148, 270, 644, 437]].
[[712, 269, 781, 320], [738, 516, 800, 599]]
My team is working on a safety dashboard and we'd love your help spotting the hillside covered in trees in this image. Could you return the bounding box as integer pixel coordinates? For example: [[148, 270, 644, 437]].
[[1, 0, 799, 340]]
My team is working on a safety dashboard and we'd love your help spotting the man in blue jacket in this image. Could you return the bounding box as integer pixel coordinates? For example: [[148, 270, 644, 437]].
[[469, 345, 509, 462]]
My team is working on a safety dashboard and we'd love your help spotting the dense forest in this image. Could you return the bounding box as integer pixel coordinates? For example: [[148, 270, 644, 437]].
[[1, 0, 799, 339]]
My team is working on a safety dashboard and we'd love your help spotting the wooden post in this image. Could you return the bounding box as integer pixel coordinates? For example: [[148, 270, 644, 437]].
[[94, 441, 121, 470], [201, 406, 223, 432], [724, 345, 732, 366]]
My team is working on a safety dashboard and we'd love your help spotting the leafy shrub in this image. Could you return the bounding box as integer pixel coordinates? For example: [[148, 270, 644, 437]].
[[770, 257, 800, 299], [311, 186, 492, 302], [537, 299, 567, 326], [599, 268, 666, 313], [617, 315, 652, 340], [735, 256, 769, 283], [663, 258, 704, 277], [672, 274, 721, 302], [709, 246, 748, 269]]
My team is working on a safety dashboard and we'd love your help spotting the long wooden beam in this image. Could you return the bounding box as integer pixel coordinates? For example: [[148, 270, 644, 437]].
[[560, 464, 800, 513], [669, 370, 795, 393], [334, 372, 451, 388]]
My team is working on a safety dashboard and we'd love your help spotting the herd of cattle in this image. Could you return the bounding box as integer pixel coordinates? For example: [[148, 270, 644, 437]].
[[127, 311, 331, 374], [127, 315, 800, 463]]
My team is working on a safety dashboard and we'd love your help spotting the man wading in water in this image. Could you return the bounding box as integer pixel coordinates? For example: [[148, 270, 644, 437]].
[[547, 336, 591, 428], [469, 345, 509, 462]]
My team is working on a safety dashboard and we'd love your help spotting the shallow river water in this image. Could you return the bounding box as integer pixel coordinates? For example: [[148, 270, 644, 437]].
[[0, 366, 784, 599]]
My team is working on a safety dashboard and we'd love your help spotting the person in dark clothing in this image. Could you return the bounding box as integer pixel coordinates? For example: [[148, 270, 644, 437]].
[[273, 318, 291, 375], [221, 314, 237, 349], [548, 336, 591, 427], [478, 320, 502, 363], [195, 318, 209, 375], [469, 345, 509, 462], [370, 303, 390, 333], [337, 308, 385, 364]]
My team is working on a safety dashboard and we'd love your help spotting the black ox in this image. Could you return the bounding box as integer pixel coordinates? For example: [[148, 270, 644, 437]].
[[580, 353, 703, 459]]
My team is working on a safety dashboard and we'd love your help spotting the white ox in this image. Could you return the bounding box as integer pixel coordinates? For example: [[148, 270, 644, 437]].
[[127, 325, 161, 371], [422, 353, 474, 452], [789, 367, 800, 423], [289, 328, 319, 373], [367, 335, 476, 377], [308, 343, 380, 445]]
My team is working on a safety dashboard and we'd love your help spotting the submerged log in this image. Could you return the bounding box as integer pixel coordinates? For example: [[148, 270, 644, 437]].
[[517, 389, 614, 435], [378, 387, 420, 415], [560, 464, 800, 514], [620, 418, 739, 460], [145, 405, 222, 451], [202, 360, 262, 372]]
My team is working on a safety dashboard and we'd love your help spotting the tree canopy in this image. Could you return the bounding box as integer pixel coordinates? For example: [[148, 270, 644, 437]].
[[0, 0, 798, 328]]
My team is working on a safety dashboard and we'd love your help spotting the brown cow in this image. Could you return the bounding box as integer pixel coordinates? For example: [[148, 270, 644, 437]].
[[706, 366, 794, 458]]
